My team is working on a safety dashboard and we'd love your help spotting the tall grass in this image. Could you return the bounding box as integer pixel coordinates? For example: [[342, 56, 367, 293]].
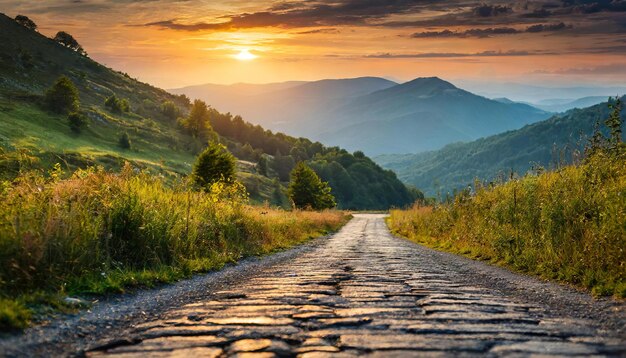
[[0, 163, 348, 330], [388, 150, 626, 298]]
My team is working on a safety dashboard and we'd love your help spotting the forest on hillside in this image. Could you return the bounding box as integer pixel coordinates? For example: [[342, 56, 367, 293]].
[[0, 13, 418, 210]]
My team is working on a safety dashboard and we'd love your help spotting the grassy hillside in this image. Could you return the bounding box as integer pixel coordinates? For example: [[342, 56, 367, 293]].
[[0, 13, 414, 210], [0, 164, 349, 331], [378, 98, 626, 197], [388, 147, 626, 298]]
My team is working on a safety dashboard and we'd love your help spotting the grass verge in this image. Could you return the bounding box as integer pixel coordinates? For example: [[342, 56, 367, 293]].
[[0, 163, 349, 331], [388, 150, 625, 298]]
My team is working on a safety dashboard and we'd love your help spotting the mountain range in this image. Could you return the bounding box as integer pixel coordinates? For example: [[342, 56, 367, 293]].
[[172, 77, 552, 155], [0, 13, 415, 210], [376, 98, 626, 197]]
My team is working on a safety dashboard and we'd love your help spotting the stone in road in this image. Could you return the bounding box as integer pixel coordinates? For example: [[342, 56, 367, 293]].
[[88, 214, 625, 357]]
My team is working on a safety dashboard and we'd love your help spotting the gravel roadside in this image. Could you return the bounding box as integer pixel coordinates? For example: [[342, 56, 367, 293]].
[[0, 235, 331, 357]]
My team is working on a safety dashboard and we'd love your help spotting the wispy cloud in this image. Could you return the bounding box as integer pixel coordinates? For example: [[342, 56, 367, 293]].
[[364, 50, 556, 58], [412, 22, 572, 38]]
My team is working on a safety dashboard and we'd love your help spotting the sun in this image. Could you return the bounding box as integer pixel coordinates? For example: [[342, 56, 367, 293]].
[[234, 49, 257, 61]]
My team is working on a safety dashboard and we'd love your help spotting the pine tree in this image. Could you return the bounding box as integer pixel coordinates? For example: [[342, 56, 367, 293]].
[[192, 142, 236, 190], [44, 76, 79, 114], [288, 162, 336, 210]]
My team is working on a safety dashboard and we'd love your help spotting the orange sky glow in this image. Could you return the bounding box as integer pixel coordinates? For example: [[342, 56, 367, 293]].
[[1, 0, 624, 88]]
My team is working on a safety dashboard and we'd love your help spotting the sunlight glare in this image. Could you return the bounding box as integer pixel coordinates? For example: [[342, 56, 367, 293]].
[[234, 49, 257, 61]]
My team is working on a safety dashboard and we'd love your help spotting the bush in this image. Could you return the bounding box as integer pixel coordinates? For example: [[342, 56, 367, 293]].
[[105, 95, 129, 113], [161, 100, 180, 121], [15, 15, 37, 31], [119, 132, 131, 149], [53, 31, 86, 55], [0, 164, 348, 330], [288, 162, 336, 210], [192, 142, 236, 190], [67, 112, 87, 133], [44, 76, 79, 114], [388, 148, 626, 298]]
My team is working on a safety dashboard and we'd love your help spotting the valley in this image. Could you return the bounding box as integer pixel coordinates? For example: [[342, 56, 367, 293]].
[[0, 4, 625, 357]]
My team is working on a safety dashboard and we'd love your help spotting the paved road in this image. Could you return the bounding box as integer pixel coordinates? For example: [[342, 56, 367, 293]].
[[85, 214, 624, 357]]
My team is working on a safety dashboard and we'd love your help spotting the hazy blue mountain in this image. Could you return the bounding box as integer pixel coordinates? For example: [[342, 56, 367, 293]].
[[376, 98, 625, 196], [532, 96, 609, 113], [316, 77, 551, 155], [458, 80, 626, 103], [174, 76, 551, 155], [171, 77, 397, 129]]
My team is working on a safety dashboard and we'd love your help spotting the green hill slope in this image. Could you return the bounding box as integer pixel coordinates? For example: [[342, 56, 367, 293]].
[[0, 13, 416, 210], [377, 98, 626, 197]]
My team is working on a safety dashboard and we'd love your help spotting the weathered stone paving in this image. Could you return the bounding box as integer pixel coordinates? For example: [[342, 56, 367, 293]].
[[87, 214, 625, 357]]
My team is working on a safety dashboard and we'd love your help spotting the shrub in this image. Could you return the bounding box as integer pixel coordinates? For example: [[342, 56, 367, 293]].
[[105, 95, 130, 113], [192, 142, 236, 190], [15, 15, 37, 31], [161, 100, 180, 121], [44, 76, 79, 114], [288, 162, 336, 210], [389, 149, 626, 298], [53, 31, 86, 55], [67, 112, 87, 133], [119, 132, 131, 149], [0, 164, 348, 330]]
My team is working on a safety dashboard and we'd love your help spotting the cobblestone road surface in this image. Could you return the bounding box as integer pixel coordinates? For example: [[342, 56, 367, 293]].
[[85, 214, 625, 357]]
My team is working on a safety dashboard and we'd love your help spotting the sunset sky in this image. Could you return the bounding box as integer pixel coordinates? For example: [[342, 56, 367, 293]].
[[1, 0, 625, 88]]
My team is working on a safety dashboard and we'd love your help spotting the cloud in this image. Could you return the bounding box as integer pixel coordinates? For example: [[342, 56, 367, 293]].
[[142, 19, 229, 31], [143, 0, 437, 31], [295, 28, 340, 35], [473, 4, 511, 17], [364, 50, 554, 58], [412, 23, 572, 38]]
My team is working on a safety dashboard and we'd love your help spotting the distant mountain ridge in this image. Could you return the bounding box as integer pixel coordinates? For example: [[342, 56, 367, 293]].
[[376, 98, 626, 196], [174, 76, 552, 155]]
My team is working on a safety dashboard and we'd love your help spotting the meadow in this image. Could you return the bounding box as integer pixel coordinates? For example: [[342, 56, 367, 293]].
[[0, 163, 349, 330], [388, 149, 626, 298]]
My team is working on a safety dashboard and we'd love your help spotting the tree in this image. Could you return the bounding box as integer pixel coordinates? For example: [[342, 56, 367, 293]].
[[288, 162, 336, 210], [44, 76, 79, 114], [257, 156, 268, 176], [54, 31, 86, 55], [119, 132, 131, 149], [15, 15, 37, 31], [192, 142, 236, 190], [179, 99, 218, 142], [105, 95, 130, 113], [161, 100, 180, 121], [272, 152, 295, 181], [605, 97, 623, 148], [67, 112, 87, 133]]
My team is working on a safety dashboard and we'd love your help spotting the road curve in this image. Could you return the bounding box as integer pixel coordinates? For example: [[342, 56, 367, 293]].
[[79, 214, 624, 357]]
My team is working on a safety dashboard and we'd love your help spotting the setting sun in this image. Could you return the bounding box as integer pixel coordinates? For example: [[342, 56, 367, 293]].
[[234, 49, 257, 61]]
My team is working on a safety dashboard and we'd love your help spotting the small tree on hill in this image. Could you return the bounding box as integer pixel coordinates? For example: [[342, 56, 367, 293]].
[[161, 100, 180, 121], [44, 76, 79, 114], [105, 95, 130, 113], [54, 31, 86, 55], [257, 156, 268, 176], [605, 97, 623, 149], [119, 132, 131, 149], [178, 99, 218, 142], [192, 142, 236, 190], [288, 162, 336, 210], [68, 112, 87, 133], [15, 15, 37, 31]]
